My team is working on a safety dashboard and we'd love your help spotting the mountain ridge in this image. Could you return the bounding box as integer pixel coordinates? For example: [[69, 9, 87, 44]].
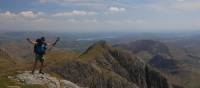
[[50, 40, 175, 88]]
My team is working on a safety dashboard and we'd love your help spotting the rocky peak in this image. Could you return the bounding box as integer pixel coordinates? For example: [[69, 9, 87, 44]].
[[82, 40, 111, 55], [79, 40, 114, 60]]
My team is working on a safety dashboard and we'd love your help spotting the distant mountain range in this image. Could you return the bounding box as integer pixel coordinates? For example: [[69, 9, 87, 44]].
[[2, 32, 200, 88]]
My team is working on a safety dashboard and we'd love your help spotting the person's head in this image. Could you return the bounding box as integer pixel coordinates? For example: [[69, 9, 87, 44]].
[[40, 37, 45, 42], [36, 38, 42, 43]]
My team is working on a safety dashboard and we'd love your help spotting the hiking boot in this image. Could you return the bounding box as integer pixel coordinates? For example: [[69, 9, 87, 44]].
[[31, 70, 35, 74], [39, 70, 44, 74]]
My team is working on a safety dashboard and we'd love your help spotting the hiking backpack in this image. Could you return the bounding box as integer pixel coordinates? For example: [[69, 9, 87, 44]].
[[34, 43, 47, 55]]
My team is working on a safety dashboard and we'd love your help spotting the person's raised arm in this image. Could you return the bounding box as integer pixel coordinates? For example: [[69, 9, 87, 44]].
[[26, 38, 37, 44], [47, 37, 60, 51], [46, 37, 60, 46], [52, 37, 60, 46]]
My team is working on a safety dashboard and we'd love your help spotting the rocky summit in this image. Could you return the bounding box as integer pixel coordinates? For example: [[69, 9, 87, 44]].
[[11, 71, 81, 88]]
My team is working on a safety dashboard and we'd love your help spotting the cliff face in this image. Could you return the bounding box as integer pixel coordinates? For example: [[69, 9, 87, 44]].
[[50, 41, 173, 88]]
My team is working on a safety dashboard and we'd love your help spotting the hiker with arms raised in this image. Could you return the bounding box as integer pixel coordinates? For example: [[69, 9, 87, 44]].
[[26, 37, 60, 74]]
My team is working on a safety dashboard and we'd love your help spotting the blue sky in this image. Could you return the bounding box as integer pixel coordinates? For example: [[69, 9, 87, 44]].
[[0, 0, 200, 33]]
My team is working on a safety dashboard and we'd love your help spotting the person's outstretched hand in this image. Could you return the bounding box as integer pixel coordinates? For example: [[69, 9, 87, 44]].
[[52, 37, 60, 46], [26, 38, 30, 41], [56, 37, 60, 41]]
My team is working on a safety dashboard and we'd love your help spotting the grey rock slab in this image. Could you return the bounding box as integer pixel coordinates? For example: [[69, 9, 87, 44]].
[[12, 71, 81, 88]]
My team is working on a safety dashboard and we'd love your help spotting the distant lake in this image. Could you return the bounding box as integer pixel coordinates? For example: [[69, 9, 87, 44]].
[[76, 36, 116, 41]]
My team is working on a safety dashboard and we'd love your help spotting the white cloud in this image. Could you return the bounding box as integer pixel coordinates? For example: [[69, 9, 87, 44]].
[[53, 10, 97, 16], [0, 11, 16, 17], [19, 11, 45, 18], [0, 11, 45, 19], [109, 6, 126, 12], [19, 11, 36, 18]]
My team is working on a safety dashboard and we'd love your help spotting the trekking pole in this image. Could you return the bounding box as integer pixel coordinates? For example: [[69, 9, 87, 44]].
[[48, 37, 60, 51]]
